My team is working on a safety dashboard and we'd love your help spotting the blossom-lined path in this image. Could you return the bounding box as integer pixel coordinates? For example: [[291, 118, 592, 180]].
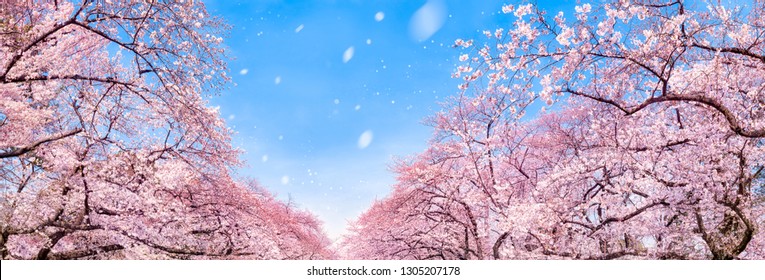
[[2, 0, 763, 260]]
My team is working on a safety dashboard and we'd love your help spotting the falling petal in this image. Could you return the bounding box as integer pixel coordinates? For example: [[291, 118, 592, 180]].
[[408, 0, 447, 42], [343, 46, 355, 63], [358, 130, 374, 149]]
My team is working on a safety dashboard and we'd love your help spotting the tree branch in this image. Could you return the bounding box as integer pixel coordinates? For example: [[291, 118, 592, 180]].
[[0, 128, 83, 158], [692, 42, 765, 64], [49, 244, 125, 260], [566, 87, 765, 138]]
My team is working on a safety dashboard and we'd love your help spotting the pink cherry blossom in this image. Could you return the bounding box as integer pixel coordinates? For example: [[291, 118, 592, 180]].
[[1, 1, 333, 260], [342, 0, 764, 260]]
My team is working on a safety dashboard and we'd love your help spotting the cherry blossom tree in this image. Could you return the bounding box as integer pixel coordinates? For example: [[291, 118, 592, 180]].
[[525, 99, 763, 260], [342, 90, 566, 259], [1, 1, 333, 259], [471, 0, 765, 259], [343, 0, 764, 260], [340, 186, 430, 260]]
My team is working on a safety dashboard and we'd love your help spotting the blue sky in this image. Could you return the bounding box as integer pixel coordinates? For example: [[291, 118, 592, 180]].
[[203, 0, 575, 240]]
